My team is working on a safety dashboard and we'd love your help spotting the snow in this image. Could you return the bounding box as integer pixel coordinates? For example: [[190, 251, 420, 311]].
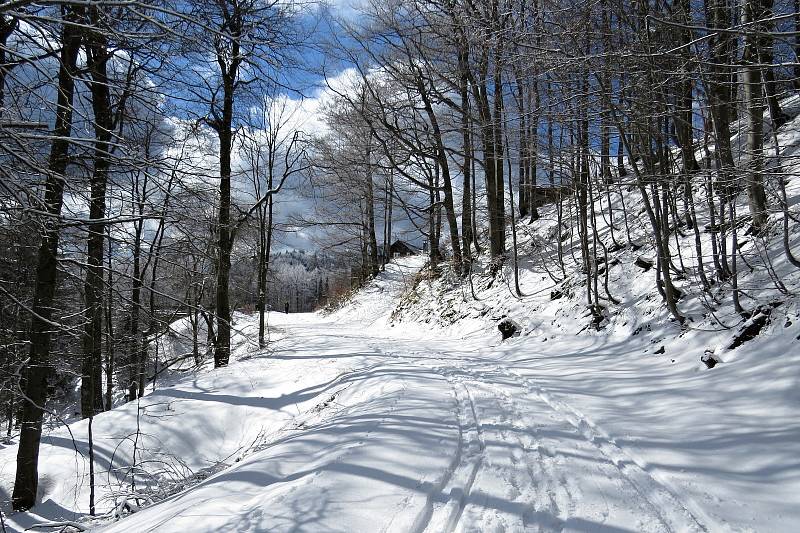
[[5, 98, 800, 530], [2, 248, 798, 532]]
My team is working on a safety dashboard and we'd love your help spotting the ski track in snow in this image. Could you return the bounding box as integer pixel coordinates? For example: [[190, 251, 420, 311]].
[[427, 359, 708, 533]]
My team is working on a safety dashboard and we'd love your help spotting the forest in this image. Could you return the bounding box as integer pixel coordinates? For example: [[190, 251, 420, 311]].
[[1, 0, 800, 530]]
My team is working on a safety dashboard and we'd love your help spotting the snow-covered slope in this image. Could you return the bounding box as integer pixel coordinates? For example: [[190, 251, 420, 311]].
[[390, 269, 800, 531], [377, 100, 800, 531], [324, 254, 427, 326], [0, 257, 456, 532]]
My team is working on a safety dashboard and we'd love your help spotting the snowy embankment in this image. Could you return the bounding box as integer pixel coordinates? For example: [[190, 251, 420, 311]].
[[3, 258, 468, 532], [381, 100, 800, 530]]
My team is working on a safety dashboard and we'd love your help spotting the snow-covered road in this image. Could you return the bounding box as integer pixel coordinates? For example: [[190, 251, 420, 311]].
[[3, 257, 798, 532], [95, 315, 708, 533]]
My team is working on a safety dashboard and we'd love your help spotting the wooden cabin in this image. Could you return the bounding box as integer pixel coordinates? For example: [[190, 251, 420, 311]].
[[390, 240, 417, 258]]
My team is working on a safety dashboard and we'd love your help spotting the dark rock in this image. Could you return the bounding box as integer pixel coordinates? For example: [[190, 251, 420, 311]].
[[654, 345, 665, 354], [701, 350, 719, 369], [635, 256, 654, 271], [728, 306, 772, 350], [498, 318, 520, 340], [589, 305, 606, 330], [550, 289, 564, 300]]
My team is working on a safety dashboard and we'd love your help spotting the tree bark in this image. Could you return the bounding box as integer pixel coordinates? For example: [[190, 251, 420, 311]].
[[81, 13, 111, 418], [364, 134, 380, 278], [213, 41, 239, 367], [742, 0, 769, 232], [416, 74, 463, 274], [13, 6, 83, 511]]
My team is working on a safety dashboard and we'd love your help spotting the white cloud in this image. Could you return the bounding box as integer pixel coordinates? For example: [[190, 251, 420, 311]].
[[324, 0, 369, 19]]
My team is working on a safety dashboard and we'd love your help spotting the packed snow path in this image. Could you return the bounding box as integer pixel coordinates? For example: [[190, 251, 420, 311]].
[[94, 317, 709, 533]]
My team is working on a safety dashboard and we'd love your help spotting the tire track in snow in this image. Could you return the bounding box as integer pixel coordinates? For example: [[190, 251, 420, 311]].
[[351, 340, 713, 532], [492, 386, 573, 532], [367, 345, 471, 533], [418, 362, 564, 533], [440, 360, 711, 532], [418, 379, 485, 533], [377, 368, 468, 533], [503, 367, 714, 533], [447, 374, 576, 533]]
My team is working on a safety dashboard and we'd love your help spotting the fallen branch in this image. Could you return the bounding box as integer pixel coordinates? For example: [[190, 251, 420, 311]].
[[25, 521, 87, 532]]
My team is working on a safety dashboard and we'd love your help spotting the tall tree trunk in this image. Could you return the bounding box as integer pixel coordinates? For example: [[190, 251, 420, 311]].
[[516, 80, 528, 219], [0, 15, 17, 114], [527, 78, 540, 221], [492, 59, 506, 258], [257, 188, 273, 348], [472, 51, 505, 258], [214, 75, 234, 368], [795, 0, 800, 88], [427, 170, 439, 268], [599, 0, 614, 185], [705, 0, 737, 215], [756, 0, 786, 127], [364, 135, 380, 278], [143, 198, 169, 396], [81, 16, 111, 418], [674, 0, 699, 176], [506, 130, 522, 295], [384, 171, 393, 265], [13, 6, 83, 511], [416, 74, 463, 274], [742, 0, 768, 232], [256, 209, 266, 340], [105, 226, 115, 410], [129, 170, 146, 398], [577, 93, 592, 306], [382, 176, 389, 268]]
